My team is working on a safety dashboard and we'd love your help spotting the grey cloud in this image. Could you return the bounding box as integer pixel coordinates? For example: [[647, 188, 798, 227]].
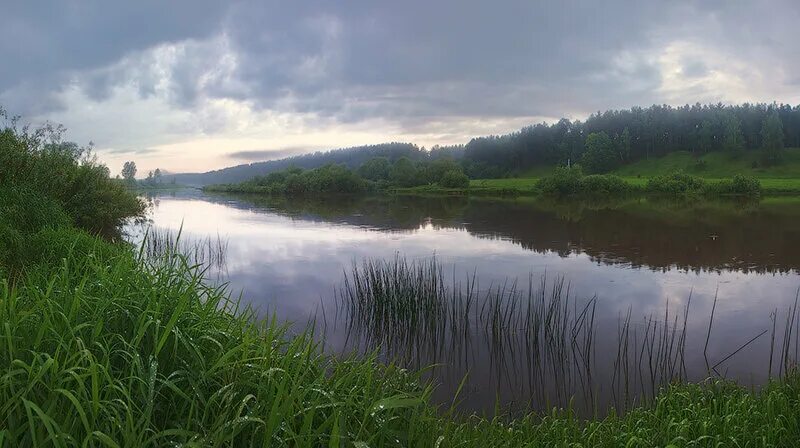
[[3, 0, 800, 135], [681, 59, 709, 78]]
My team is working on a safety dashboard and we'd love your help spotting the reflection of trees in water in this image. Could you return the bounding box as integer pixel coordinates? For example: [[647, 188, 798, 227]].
[[463, 197, 800, 274], [206, 192, 800, 274], [203, 193, 470, 231]]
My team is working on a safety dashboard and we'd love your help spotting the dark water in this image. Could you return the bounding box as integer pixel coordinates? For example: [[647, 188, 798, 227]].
[[131, 191, 800, 416]]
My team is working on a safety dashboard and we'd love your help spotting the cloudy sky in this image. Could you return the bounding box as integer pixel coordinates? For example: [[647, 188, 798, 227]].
[[2, 1, 799, 175]]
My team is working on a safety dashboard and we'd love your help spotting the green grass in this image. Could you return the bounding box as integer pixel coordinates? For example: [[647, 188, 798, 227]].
[[5, 234, 800, 446], [462, 150, 800, 197], [613, 149, 800, 178]]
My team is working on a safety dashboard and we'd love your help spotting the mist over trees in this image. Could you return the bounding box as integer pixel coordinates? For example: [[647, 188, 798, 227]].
[[171, 102, 799, 185]]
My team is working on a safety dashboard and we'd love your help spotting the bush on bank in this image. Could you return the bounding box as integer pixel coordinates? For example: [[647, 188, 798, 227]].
[[536, 165, 633, 196]]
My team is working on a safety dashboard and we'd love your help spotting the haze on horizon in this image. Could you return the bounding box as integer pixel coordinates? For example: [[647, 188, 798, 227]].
[[2, 1, 799, 175]]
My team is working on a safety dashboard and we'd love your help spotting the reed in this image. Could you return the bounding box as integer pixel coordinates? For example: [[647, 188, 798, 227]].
[[139, 226, 229, 271], [333, 256, 800, 416]]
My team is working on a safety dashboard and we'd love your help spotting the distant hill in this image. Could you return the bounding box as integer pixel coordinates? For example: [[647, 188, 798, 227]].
[[167, 102, 800, 185], [167, 142, 464, 186]]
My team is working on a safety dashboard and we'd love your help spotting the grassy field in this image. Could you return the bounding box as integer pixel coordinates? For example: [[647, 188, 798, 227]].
[[462, 149, 800, 197], [614, 148, 800, 178]]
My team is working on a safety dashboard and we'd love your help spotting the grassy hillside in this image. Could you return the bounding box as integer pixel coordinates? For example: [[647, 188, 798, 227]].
[[613, 149, 800, 178], [462, 149, 800, 196]]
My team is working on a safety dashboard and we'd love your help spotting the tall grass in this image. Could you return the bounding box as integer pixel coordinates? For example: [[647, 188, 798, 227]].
[[139, 226, 229, 271], [0, 236, 433, 446]]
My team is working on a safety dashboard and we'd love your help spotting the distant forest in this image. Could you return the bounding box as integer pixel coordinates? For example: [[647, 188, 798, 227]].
[[168, 103, 800, 185]]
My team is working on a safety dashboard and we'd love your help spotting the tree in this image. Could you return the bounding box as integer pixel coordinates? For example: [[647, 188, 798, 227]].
[[439, 170, 470, 188], [389, 157, 419, 187], [617, 128, 632, 162], [761, 112, 784, 165], [121, 161, 137, 183], [696, 120, 714, 154], [581, 132, 617, 174], [357, 157, 390, 181], [722, 113, 745, 155], [153, 168, 162, 184]]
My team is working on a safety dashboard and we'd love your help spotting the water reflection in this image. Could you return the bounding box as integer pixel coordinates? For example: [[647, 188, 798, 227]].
[[132, 191, 800, 415]]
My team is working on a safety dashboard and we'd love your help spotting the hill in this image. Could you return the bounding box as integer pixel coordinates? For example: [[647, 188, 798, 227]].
[[167, 142, 463, 186]]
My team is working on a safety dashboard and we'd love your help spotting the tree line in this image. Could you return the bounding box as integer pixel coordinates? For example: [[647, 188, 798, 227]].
[[203, 156, 470, 195], [464, 103, 795, 176], [152, 102, 799, 184]]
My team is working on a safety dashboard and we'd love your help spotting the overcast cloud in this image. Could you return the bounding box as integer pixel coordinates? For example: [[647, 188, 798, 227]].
[[2, 0, 799, 174]]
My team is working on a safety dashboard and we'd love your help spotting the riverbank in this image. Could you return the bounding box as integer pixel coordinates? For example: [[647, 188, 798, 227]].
[[6, 235, 800, 445], [6, 122, 800, 445]]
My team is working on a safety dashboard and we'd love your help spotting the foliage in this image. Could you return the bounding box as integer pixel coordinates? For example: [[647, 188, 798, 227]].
[[536, 166, 631, 196], [206, 156, 472, 195], [389, 157, 421, 187], [439, 169, 470, 188], [536, 165, 585, 195], [0, 110, 145, 237], [122, 160, 137, 182], [711, 174, 762, 196], [171, 142, 465, 185], [166, 103, 800, 186], [722, 112, 745, 154], [761, 111, 785, 165], [581, 131, 618, 173], [357, 156, 391, 181], [205, 164, 369, 195], [646, 171, 707, 195], [579, 174, 631, 195], [465, 102, 800, 175]]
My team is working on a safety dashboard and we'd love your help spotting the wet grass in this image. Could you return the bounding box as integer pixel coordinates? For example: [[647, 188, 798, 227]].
[[5, 237, 800, 445]]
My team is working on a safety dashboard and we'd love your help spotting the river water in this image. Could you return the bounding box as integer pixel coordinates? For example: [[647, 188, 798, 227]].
[[130, 190, 800, 416]]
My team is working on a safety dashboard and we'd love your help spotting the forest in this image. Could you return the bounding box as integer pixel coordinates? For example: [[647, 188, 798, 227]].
[[463, 102, 795, 177], [168, 102, 798, 185], [203, 157, 470, 195]]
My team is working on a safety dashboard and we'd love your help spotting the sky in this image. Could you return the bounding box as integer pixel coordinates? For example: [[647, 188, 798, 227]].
[[2, 1, 800, 175]]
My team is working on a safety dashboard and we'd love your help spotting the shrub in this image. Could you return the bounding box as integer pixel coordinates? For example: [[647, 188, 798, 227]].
[[536, 165, 584, 195], [0, 120, 145, 237], [646, 171, 706, 195], [438, 170, 470, 188], [579, 174, 631, 195], [711, 174, 762, 196]]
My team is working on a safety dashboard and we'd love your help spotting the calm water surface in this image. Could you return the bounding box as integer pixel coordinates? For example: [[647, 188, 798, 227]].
[[130, 191, 800, 415]]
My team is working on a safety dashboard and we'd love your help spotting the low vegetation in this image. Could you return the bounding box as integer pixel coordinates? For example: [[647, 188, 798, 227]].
[[536, 166, 633, 196], [204, 156, 471, 195], [5, 107, 800, 445]]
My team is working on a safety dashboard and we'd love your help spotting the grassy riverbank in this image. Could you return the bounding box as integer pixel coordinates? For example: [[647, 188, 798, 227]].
[[5, 119, 800, 445], [450, 149, 800, 197], [5, 243, 800, 446]]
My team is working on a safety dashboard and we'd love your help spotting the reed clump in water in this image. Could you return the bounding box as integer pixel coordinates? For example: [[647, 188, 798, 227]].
[[334, 257, 800, 416], [139, 226, 229, 270]]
